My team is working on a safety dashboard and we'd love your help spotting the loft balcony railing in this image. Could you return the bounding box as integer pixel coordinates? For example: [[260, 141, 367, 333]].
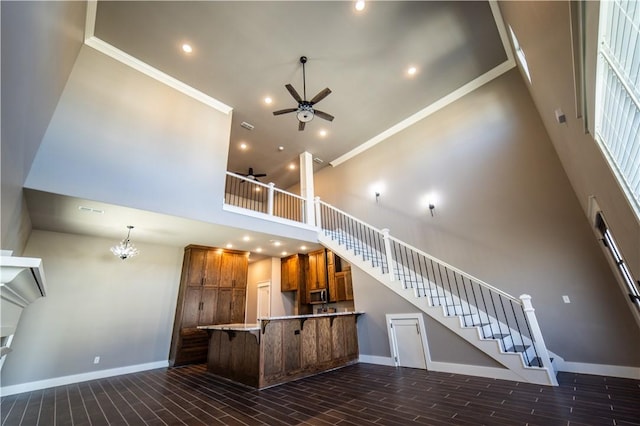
[[224, 172, 307, 224]]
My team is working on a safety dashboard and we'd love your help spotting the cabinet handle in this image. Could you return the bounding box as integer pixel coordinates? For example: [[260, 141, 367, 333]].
[[199, 301, 203, 310], [201, 277, 205, 286]]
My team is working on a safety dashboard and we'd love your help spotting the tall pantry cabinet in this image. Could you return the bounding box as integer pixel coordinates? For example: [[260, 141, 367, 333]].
[[169, 245, 248, 366]]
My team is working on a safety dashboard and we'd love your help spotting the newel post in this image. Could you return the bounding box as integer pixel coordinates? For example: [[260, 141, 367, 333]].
[[314, 197, 322, 229], [267, 183, 275, 216], [519, 294, 558, 386], [382, 228, 394, 282]]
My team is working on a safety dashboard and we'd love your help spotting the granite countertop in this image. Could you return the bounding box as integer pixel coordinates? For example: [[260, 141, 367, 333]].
[[259, 311, 364, 321], [198, 312, 364, 331], [198, 323, 260, 331]]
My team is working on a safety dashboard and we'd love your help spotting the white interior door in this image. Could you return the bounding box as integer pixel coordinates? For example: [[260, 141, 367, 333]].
[[390, 317, 427, 369], [257, 282, 271, 319]]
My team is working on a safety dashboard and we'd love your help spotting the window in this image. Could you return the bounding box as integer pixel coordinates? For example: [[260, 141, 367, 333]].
[[594, 1, 640, 221], [509, 25, 532, 84], [595, 212, 640, 310]]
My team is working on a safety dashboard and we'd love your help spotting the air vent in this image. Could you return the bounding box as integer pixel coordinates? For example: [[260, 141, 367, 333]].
[[313, 157, 324, 164], [240, 121, 254, 131], [78, 206, 104, 214]]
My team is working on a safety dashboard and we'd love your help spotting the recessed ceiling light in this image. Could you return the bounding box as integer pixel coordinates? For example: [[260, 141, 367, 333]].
[[319, 129, 327, 137], [240, 143, 247, 150], [226, 243, 233, 249], [255, 187, 261, 192], [300, 245, 307, 250], [270, 240, 281, 247], [288, 163, 296, 170], [355, 0, 365, 11], [256, 247, 262, 253], [407, 66, 417, 76], [243, 236, 250, 242], [181, 43, 193, 54], [281, 251, 288, 256], [264, 97, 272, 104], [278, 146, 284, 151]]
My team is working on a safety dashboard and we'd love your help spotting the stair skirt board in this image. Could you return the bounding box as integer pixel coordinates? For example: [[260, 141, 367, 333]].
[[319, 232, 557, 386]]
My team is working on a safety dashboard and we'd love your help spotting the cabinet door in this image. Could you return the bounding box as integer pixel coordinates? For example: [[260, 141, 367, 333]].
[[216, 288, 233, 324], [182, 287, 202, 328], [281, 255, 298, 291], [203, 249, 222, 287], [231, 288, 246, 323], [232, 254, 248, 288], [219, 252, 236, 288], [345, 271, 354, 301], [186, 248, 207, 287], [199, 287, 218, 325]]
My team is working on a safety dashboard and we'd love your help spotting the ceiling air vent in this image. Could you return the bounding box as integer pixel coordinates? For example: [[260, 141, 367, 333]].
[[240, 121, 254, 131], [313, 157, 324, 164]]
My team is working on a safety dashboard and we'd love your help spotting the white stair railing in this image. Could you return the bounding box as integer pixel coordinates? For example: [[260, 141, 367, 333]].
[[316, 198, 557, 385]]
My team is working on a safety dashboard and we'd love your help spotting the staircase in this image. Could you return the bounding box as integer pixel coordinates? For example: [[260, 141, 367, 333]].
[[315, 200, 559, 386]]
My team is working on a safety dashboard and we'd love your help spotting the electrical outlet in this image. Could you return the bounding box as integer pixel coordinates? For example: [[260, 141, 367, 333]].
[[93, 356, 100, 364], [562, 295, 570, 304]]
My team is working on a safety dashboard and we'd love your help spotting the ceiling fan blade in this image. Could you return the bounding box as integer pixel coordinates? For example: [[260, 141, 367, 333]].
[[314, 109, 334, 122], [298, 121, 306, 131], [254, 173, 267, 178], [285, 84, 303, 103], [273, 108, 298, 116], [309, 87, 331, 105]]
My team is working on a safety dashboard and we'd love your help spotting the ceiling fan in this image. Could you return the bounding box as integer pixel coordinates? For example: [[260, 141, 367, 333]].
[[236, 167, 267, 182], [273, 56, 334, 131]]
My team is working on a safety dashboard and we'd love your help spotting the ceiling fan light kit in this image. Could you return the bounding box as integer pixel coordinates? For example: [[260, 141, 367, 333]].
[[273, 56, 334, 131]]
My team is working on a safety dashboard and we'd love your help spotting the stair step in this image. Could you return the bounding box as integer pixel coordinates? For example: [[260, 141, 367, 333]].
[[507, 344, 530, 353], [488, 333, 510, 340]]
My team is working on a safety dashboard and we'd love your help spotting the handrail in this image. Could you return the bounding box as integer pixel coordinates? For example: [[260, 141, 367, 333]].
[[318, 199, 520, 304], [316, 198, 547, 371], [317, 200, 385, 234], [386, 234, 520, 303], [273, 185, 306, 201]]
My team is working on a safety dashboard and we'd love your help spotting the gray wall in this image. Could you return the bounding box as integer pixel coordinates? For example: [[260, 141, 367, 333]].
[[314, 69, 640, 367], [0, 231, 183, 386], [499, 1, 639, 282], [352, 267, 502, 368], [1, 1, 85, 254], [24, 46, 233, 224]]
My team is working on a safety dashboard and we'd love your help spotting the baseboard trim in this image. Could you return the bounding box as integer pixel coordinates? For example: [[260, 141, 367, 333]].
[[358, 355, 523, 382], [0, 360, 169, 396], [556, 361, 640, 380], [358, 354, 395, 366], [428, 361, 523, 382]]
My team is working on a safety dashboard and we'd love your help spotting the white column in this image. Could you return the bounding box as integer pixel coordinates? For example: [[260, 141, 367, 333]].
[[519, 294, 558, 386], [314, 196, 322, 229], [299, 151, 315, 226], [267, 182, 275, 216], [382, 228, 394, 282]]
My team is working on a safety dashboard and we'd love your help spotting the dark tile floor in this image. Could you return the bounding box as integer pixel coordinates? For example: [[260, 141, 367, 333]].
[[1, 363, 639, 425]]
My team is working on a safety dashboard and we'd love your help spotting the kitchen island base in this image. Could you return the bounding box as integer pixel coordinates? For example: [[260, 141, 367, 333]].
[[201, 312, 361, 389]]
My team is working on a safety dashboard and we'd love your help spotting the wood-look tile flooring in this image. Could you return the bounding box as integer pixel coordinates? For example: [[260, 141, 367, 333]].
[[1, 363, 639, 425]]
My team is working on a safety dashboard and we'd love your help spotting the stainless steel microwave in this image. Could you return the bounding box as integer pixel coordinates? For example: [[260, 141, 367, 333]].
[[309, 289, 327, 304]]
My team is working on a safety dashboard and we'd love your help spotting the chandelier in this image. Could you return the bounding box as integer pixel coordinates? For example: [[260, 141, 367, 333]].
[[110, 225, 139, 260]]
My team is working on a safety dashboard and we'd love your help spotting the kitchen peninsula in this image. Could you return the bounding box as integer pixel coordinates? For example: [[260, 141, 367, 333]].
[[199, 311, 362, 389]]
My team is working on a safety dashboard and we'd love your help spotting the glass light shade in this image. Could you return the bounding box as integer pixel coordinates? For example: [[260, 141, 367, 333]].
[[110, 238, 139, 260]]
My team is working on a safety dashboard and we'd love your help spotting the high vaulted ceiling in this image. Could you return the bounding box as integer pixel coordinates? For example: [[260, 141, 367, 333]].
[[93, 1, 509, 189]]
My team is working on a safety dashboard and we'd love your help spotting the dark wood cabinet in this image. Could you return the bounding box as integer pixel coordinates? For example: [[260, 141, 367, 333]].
[[281, 254, 306, 291], [306, 249, 327, 303], [169, 245, 248, 366], [335, 271, 354, 301]]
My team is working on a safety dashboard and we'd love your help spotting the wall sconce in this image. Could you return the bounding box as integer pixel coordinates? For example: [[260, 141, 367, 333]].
[[375, 192, 380, 203], [428, 203, 435, 216]]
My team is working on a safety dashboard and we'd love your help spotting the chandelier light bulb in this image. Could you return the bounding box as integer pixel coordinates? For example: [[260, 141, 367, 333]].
[[110, 225, 140, 260]]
